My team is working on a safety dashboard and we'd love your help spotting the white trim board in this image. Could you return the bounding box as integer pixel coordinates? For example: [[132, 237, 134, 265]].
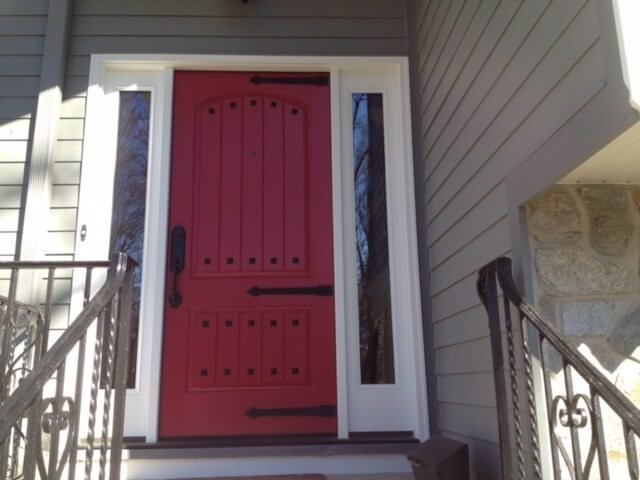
[[77, 55, 428, 446]]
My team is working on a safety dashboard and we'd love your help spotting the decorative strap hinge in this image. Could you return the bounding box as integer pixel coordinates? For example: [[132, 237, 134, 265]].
[[249, 75, 329, 86], [247, 285, 333, 297]]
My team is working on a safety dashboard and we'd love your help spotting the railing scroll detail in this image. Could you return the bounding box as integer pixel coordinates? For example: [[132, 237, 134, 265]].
[[0, 253, 136, 480], [478, 257, 640, 480]]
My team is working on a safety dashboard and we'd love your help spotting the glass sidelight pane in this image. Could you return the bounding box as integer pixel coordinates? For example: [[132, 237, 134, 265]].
[[107, 90, 151, 388], [352, 93, 395, 384]]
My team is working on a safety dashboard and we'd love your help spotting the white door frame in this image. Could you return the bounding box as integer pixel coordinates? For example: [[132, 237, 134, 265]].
[[77, 54, 428, 442]]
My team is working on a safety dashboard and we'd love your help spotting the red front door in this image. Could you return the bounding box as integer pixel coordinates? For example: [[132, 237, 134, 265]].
[[159, 71, 336, 437]]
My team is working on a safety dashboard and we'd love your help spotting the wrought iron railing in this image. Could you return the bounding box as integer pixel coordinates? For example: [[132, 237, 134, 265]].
[[478, 257, 640, 480], [0, 253, 135, 480]]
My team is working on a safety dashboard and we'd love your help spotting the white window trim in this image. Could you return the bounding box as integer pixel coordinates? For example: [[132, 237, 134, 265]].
[[77, 54, 428, 442]]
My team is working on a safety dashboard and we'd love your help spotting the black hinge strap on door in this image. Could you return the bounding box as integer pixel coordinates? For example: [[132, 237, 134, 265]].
[[249, 75, 329, 86], [247, 285, 333, 297], [245, 405, 336, 419]]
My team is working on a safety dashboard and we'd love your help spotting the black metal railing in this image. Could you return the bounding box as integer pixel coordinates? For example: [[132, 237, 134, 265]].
[[0, 253, 135, 480], [478, 257, 640, 480]]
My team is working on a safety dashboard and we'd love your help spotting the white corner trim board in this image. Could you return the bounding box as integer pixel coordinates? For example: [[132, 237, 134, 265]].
[[77, 55, 428, 447], [612, 0, 640, 112]]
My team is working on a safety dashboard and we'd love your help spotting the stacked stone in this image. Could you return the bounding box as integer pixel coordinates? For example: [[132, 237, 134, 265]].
[[527, 186, 640, 471]]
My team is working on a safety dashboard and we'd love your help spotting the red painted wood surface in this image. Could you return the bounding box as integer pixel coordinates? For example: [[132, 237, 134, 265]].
[[159, 71, 335, 437]]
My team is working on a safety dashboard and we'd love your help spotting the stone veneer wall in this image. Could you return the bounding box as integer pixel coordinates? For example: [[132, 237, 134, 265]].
[[526, 185, 640, 405]]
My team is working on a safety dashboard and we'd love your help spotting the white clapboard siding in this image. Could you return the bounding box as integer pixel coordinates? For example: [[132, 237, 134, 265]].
[[411, 0, 636, 477], [0, 209, 19, 232], [0, 0, 48, 259], [48, 208, 77, 232]]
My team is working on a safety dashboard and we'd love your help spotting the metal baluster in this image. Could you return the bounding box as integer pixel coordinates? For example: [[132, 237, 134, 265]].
[[503, 295, 525, 479], [110, 267, 134, 480], [540, 337, 562, 479], [624, 423, 639, 480], [520, 316, 542, 480], [590, 392, 610, 479], [38, 363, 67, 479], [24, 267, 55, 480], [69, 267, 93, 480], [99, 298, 117, 480], [84, 310, 106, 480], [563, 363, 583, 480], [0, 268, 19, 480], [11, 319, 34, 479], [46, 270, 66, 478], [0, 304, 7, 480], [0, 268, 19, 400]]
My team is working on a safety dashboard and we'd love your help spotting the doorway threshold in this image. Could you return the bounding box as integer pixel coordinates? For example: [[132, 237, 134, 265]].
[[124, 432, 417, 459]]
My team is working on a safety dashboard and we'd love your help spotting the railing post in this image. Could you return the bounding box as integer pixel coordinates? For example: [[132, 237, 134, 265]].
[[0, 268, 18, 480], [525, 318, 553, 480], [478, 263, 513, 479], [109, 254, 135, 480]]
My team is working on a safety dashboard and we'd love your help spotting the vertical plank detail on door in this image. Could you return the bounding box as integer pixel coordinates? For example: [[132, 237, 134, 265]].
[[239, 312, 263, 385], [262, 312, 285, 384], [285, 311, 309, 384], [194, 101, 222, 274], [216, 312, 240, 385], [189, 311, 217, 388], [284, 102, 307, 272], [241, 97, 264, 272], [219, 98, 243, 273], [263, 98, 285, 273]]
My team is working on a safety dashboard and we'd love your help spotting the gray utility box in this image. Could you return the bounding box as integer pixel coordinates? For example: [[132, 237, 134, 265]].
[[407, 436, 469, 480]]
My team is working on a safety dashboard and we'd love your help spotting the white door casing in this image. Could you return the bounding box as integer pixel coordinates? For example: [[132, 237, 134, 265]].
[[76, 55, 428, 442]]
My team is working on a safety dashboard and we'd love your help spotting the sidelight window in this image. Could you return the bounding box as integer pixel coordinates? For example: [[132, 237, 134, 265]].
[[351, 93, 395, 385], [106, 90, 151, 388]]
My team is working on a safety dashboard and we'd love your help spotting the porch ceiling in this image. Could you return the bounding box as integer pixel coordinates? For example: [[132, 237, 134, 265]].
[[559, 121, 640, 184]]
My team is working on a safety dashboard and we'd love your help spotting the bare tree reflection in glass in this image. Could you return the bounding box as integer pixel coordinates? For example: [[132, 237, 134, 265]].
[[352, 93, 395, 384], [107, 91, 150, 388]]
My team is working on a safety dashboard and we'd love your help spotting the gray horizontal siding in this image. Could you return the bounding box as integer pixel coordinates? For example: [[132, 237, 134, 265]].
[[71, 16, 406, 38], [72, 0, 402, 18], [411, 0, 637, 477], [0, 0, 48, 260], [67, 37, 407, 56], [63, 0, 407, 98]]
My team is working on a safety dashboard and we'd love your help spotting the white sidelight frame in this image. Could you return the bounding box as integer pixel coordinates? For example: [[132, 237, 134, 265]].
[[76, 55, 428, 443]]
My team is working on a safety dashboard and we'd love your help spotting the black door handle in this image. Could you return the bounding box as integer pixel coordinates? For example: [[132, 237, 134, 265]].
[[168, 226, 186, 308], [247, 285, 333, 297]]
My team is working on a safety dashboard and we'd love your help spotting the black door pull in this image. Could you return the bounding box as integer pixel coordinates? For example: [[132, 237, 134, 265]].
[[168, 226, 186, 308], [247, 285, 333, 297]]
